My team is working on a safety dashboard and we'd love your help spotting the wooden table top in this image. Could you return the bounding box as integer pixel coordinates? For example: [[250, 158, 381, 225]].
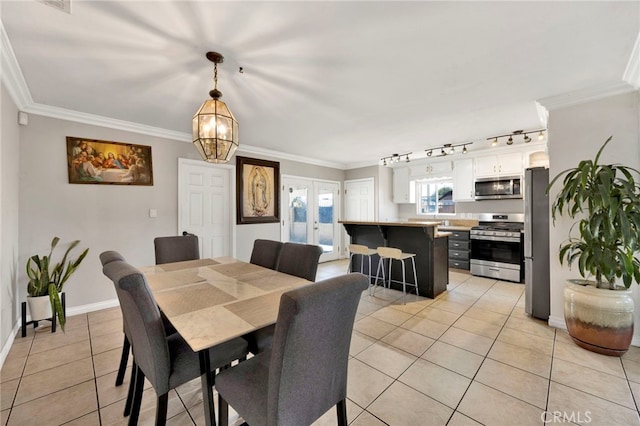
[[140, 257, 311, 352]]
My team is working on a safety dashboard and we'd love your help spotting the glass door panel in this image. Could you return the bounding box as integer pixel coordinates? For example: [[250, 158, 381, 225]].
[[288, 187, 308, 244], [281, 177, 340, 262]]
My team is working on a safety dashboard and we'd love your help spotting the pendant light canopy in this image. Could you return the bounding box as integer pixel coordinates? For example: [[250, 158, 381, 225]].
[[192, 51, 239, 163]]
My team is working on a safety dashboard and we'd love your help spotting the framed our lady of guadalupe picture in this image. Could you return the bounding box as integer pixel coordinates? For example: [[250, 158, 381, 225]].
[[236, 156, 280, 224]]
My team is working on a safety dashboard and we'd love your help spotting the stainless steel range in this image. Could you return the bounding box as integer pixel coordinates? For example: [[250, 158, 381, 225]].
[[470, 213, 524, 282]]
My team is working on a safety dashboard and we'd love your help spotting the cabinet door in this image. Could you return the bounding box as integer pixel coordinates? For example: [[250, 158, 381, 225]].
[[497, 152, 523, 175], [429, 160, 453, 175], [453, 159, 474, 201], [474, 155, 498, 177], [475, 152, 524, 177], [393, 167, 411, 203]]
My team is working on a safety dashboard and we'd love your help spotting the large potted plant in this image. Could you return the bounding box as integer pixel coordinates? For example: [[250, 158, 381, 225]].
[[548, 136, 640, 356], [26, 237, 89, 331]]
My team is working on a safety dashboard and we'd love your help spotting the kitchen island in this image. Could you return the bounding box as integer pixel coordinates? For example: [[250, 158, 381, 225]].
[[340, 220, 449, 298]]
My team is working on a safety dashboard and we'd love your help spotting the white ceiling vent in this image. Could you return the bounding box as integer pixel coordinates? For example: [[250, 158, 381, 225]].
[[37, 0, 71, 14]]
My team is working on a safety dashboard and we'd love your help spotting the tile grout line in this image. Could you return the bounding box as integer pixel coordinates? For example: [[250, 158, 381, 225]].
[[4, 329, 36, 426]]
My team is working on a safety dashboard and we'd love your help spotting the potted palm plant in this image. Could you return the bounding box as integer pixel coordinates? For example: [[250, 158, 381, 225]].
[[26, 237, 89, 331], [548, 136, 640, 356]]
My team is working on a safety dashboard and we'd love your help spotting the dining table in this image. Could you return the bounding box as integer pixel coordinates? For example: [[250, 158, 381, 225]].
[[140, 256, 312, 426]]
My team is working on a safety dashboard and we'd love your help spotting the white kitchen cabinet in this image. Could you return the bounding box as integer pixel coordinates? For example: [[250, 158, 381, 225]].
[[474, 152, 523, 177], [393, 167, 415, 203], [409, 160, 452, 178], [453, 158, 474, 201]]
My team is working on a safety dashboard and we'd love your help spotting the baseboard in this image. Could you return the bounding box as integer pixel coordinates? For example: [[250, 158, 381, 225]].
[[65, 298, 119, 317], [1, 298, 120, 370], [0, 322, 20, 368], [548, 315, 566, 330]]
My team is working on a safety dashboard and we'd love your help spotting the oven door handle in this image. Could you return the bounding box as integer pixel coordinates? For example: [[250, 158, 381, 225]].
[[470, 235, 521, 243]]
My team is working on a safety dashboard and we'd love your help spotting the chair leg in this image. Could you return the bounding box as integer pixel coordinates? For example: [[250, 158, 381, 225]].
[[346, 253, 353, 273], [218, 393, 229, 426], [124, 359, 137, 416], [128, 366, 145, 426], [116, 335, 130, 386], [401, 260, 407, 305], [372, 257, 383, 296], [156, 393, 168, 426], [336, 399, 347, 426], [411, 257, 419, 297]]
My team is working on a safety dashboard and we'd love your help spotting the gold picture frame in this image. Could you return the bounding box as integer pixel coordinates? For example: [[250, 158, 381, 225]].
[[66, 136, 153, 185], [236, 156, 280, 224]]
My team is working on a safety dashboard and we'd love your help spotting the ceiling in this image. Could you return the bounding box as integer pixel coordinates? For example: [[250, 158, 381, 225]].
[[2, 1, 639, 169]]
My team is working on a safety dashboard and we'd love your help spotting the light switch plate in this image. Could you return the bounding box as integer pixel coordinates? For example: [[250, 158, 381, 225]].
[[149, 209, 157, 218]]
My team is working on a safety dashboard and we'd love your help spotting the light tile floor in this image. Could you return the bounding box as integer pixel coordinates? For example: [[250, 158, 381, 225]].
[[3, 260, 640, 425]]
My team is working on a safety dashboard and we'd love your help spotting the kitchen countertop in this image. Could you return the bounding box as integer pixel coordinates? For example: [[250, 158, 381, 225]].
[[438, 225, 474, 231], [338, 220, 452, 238], [339, 220, 440, 227]]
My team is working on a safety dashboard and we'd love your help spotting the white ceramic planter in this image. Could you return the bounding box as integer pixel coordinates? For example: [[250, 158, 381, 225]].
[[26, 295, 52, 322], [564, 280, 634, 356]]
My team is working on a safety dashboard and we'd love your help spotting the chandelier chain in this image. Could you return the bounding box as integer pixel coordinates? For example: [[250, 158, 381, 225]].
[[213, 63, 218, 91]]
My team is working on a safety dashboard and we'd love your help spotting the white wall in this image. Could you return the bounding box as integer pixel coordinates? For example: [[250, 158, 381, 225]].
[[1, 84, 20, 353], [547, 91, 640, 340], [18, 115, 199, 315]]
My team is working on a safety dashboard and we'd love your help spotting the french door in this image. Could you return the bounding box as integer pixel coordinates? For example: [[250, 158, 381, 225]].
[[281, 176, 340, 262]]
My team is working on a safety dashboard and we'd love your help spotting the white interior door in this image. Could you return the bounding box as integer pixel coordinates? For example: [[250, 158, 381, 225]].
[[281, 176, 340, 262], [178, 158, 233, 258], [344, 178, 375, 256], [345, 178, 375, 221]]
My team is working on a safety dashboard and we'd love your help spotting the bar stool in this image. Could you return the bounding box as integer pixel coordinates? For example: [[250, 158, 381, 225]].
[[373, 246, 418, 304], [347, 244, 378, 284]]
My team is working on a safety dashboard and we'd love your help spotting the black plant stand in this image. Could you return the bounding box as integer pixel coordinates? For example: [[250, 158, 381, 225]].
[[21, 293, 66, 337]]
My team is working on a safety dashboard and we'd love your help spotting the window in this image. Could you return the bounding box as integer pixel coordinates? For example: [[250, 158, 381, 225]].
[[416, 179, 455, 215]]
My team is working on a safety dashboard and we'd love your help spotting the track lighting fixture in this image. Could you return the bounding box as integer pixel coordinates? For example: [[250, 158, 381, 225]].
[[423, 142, 473, 158], [487, 129, 546, 147], [381, 152, 412, 166]]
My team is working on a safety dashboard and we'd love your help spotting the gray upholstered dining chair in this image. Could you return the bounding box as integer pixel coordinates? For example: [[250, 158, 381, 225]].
[[102, 254, 248, 425], [276, 242, 323, 281], [216, 273, 368, 426], [249, 239, 284, 270], [245, 241, 323, 355], [99, 251, 138, 416], [112, 234, 200, 391], [154, 234, 200, 264]]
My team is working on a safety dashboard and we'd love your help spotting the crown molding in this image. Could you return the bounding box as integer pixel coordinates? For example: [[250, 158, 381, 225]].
[[236, 144, 346, 170], [537, 81, 636, 111], [623, 31, 640, 89], [0, 21, 33, 109], [23, 102, 192, 142]]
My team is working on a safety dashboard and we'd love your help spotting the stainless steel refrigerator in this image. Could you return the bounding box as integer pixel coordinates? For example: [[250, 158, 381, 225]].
[[524, 167, 550, 320]]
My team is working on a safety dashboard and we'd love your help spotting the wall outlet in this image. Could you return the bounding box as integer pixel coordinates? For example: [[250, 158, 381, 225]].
[[149, 209, 157, 218]]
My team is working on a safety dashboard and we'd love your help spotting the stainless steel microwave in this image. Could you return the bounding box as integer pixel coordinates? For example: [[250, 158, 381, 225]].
[[474, 176, 522, 200]]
